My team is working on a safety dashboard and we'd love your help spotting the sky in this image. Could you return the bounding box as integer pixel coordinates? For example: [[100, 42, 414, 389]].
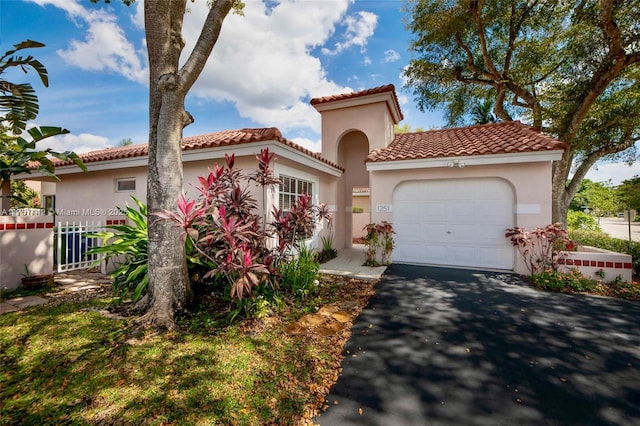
[[1, 0, 637, 185]]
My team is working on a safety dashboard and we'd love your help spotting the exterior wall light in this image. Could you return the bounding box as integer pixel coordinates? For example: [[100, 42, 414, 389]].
[[447, 159, 466, 168]]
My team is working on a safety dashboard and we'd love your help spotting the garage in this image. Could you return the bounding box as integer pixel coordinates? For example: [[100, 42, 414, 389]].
[[392, 178, 515, 270]]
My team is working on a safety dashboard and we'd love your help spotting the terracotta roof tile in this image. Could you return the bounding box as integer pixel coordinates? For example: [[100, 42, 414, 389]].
[[367, 121, 567, 162], [54, 127, 343, 171], [310, 84, 404, 121]]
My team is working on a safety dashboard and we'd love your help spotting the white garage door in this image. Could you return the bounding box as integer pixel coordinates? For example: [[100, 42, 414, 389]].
[[393, 178, 514, 270]]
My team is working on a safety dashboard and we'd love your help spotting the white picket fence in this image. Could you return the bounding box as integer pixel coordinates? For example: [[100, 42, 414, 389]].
[[55, 221, 103, 272]]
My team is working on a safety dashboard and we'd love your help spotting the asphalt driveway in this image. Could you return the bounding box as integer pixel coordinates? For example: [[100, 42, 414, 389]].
[[315, 264, 640, 425]]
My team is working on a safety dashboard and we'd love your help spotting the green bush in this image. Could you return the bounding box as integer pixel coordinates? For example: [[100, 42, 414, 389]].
[[569, 229, 640, 276], [316, 234, 338, 263], [567, 210, 601, 232], [352, 207, 364, 213], [530, 269, 640, 300], [88, 197, 149, 302], [277, 245, 320, 301], [531, 269, 599, 293]]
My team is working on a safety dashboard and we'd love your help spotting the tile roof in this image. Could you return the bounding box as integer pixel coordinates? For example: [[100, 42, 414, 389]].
[[367, 121, 567, 162], [54, 127, 343, 171], [310, 84, 404, 121]]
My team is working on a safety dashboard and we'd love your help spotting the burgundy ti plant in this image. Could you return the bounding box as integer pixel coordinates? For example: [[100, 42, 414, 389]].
[[505, 223, 576, 276], [155, 148, 331, 300]]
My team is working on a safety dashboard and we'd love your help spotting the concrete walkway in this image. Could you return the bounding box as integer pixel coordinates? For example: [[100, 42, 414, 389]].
[[320, 244, 388, 281], [0, 270, 111, 314]]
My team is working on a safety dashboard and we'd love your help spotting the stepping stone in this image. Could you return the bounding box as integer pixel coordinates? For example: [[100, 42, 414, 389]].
[[0, 302, 19, 314], [297, 313, 326, 327], [317, 319, 347, 336], [6, 296, 48, 309], [317, 305, 339, 317], [331, 311, 351, 323]]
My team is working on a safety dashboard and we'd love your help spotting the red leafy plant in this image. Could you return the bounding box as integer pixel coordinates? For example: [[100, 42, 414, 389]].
[[505, 223, 576, 276], [155, 148, 331, 300]]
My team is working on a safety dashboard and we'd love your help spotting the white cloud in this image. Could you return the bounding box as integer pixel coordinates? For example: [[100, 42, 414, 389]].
[[321, 10, 378, 55], [363, 56, 372, 66], [181, 1, 354, 133], [38, 132, 110, 154], [384, 49, 400, 63], [30, 0, 147, 84], [584, 161, 640, 186], [38, 0, 367, 136], [290, 137, 321, 153]]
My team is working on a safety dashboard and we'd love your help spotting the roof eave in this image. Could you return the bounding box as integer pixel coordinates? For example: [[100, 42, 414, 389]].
[[366, 150, 565, 171], [19, 139, 343, 179], [312, 92, 403, 125]]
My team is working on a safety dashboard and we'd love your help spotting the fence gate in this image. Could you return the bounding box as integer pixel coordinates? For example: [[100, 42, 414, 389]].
[[55, 221, 103, 272]]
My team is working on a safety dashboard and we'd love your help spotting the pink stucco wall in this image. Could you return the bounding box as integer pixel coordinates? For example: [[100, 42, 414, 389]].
[[368, 161, 554, 275], [320, 102, 395, 164], [1, 216, 54, 291], [50, 154, 337, 251]]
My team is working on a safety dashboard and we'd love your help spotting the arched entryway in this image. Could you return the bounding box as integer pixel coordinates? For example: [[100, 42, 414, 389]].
[[336, 130, 370, 249]]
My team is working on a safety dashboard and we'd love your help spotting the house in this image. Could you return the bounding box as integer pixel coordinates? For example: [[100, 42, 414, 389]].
[[24, 84, 566, 276]]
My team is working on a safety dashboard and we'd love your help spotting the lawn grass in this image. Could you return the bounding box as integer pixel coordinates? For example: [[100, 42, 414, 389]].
[[0, 276, 374, 425]]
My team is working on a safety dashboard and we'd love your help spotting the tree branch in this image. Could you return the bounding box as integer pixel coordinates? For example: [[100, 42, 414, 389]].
[[454, 35, 493, 80], [178, 0, 236, 95], [470, 0, 501, 79], [568, 129, 636, 198], [560, 0, 638, 144], [494, 87, 512, 121]]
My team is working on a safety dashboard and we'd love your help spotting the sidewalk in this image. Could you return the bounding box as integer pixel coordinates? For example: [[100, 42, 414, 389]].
[[320, 244, 388, 281], [0, 270, 111, 314]]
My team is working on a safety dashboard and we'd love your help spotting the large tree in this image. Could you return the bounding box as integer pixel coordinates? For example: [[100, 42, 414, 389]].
[[569, 178, 620, 222], [618, 175, 640, 213], [403, 0, 640, 226], [136, 0, 239, 328]]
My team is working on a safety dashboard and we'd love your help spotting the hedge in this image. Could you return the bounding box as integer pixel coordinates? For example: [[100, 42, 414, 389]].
[[568, 229, 640, 277]]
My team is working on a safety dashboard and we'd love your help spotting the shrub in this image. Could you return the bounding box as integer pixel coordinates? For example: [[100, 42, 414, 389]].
[[505, 223, 576, 276], [352, 207, 364, 213], [316, 234, 338, 263], [569, 229, 640, 277], [531, 269, 599, 293], [277, 244, 320, 302], [567, 210, 601, 232], [530, 269, 640, 300], [363, 221, 395, 266], [88, 197, 149, 302], [156, 148, 332, 302]]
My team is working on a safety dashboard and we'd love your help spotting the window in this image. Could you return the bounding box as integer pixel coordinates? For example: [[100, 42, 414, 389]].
[[279, 175, 313, 210], [115, 178, 136, 192]]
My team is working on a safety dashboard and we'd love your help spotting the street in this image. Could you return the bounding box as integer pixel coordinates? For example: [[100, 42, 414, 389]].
[[598, 216, 640, 242]]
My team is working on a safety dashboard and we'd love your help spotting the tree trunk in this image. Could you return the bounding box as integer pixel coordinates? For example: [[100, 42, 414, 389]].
[[139, 0, 234, 329], [551, 150, 573, 228], [139, 1, 191, 329], [141, 90, 192, 329], [1, 180, 11, 213]]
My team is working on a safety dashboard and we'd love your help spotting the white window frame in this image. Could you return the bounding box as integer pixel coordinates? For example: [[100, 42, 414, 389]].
[[115, 177, 136, 192], [272, 164, 321, 249], [278, 175, 314, 211]]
